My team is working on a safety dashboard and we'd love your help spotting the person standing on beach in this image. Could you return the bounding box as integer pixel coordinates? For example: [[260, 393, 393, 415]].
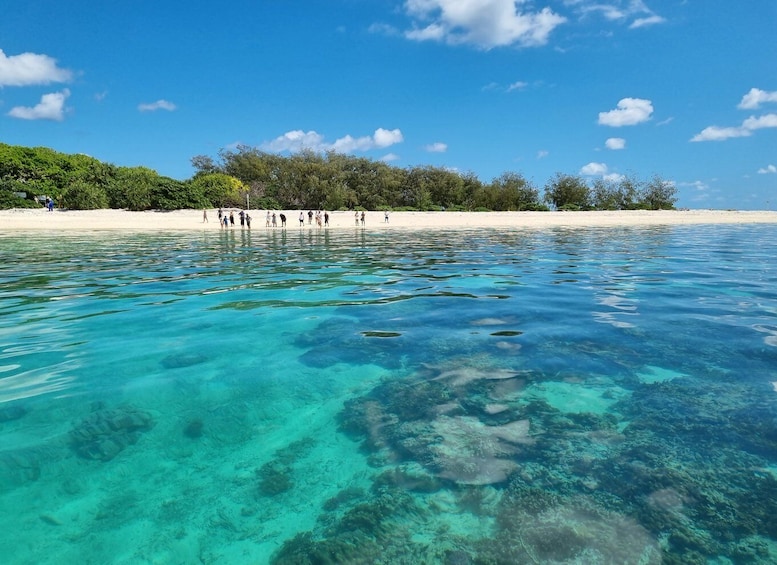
[[360, 211, 365, 226], [279, 213, 287, 227], [384, 210, 389, 223], [218, 208, 223, 222], [239, 209, 245, 227], [324, 211, 329, 226], [229, 211, 235, 227], [271, 212, 277, 227], [246, 214, 251, 229], [222, 216, 229, 229], [308, 210, 313, 225], [203, 209, 208, 223], [355, 211, 359, 226], [299, 212, 305, 226], [266, 210, 271, 227]]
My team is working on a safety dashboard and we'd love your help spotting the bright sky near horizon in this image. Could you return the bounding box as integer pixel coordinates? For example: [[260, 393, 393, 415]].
[[1, 1, 775, 209]]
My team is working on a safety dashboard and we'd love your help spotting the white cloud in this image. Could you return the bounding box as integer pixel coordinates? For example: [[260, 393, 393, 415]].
[[738, 88, 777, 110], [403, 0, 567, 49], [580, 162, 608, 175], [743, 113, 777, 130], [604, 172, 625, 182], [565, 0, 665, 29], [690, 125, 749, 142], [7, 89, 70, 121], [381, 153, 401, 162], [262, 128, 404, 154], [537, 150, 549, 159], [691, 113, 777, 142], [138, 99, 177, 112], [598, 98, 653, 126], [0, 49, 72, 86], [507, 81, 528, 91], [373, 127, 404, 147], [605, 137, 626, 150], [758, 164, 777, 174], [425, 142, 448, 152], [630, 14, 665, 28]]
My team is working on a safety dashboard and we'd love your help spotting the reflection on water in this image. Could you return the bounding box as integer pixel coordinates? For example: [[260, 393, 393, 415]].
[[1, 225, 777, 563]]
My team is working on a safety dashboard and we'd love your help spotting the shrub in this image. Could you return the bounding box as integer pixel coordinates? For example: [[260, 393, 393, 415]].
[[60, 180, 108, 209]]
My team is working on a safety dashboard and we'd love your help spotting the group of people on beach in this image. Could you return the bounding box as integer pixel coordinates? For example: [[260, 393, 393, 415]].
[[211, 208, 253, 229], [299, 210, 329, 227], [208, 208, 359, 229], [203, 208, 394, 229]]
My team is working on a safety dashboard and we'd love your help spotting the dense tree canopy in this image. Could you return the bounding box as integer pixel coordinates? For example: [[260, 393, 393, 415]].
[[0, 142, 677, 211]]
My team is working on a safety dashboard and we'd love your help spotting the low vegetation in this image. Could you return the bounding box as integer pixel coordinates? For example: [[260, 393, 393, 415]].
[[0, 142, 677, 211]]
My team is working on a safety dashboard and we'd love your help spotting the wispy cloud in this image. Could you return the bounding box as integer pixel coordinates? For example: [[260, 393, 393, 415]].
[[138, 99, 177, 112], [598, 98, 653, 127], [507, 81, 529, 91], [0, 49, 72, 87], [678, 180, 711, 202], [262, 128, 404, 154], [758, 164, 777, 174], [425, 142, 448, 153], [630, 14, 665, 29], [7, 89, 70, 121], [402, 0, 567, 49], [564, 0, 665, 29]]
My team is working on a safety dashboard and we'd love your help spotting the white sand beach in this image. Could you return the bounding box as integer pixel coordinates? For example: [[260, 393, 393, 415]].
[[2, 208, 777, 231]]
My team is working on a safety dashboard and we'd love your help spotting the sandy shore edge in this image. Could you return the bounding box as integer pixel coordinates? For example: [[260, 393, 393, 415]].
[[2, 208, 777, 231]]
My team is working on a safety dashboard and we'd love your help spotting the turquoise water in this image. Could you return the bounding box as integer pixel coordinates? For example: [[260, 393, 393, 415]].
[[1, 225, 777, 564]]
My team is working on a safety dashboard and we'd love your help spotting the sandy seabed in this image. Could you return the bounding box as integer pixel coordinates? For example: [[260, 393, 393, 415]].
[[2, 208, 777, 232]]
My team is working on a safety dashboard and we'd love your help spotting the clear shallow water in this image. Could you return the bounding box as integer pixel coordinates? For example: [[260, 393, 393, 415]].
[[1, 225, 777, 564]]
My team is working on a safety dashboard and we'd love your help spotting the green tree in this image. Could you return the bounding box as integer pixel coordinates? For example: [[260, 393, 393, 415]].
[[591, 179, 621, 210], [0, 178, 41, 208], [189, 173, 245, 207], [61, 179, 109, 209], [640, 174, 677, 210], [400, 166, 435, 209], [544, 173, 591, 210], [190, 154, 220, 175], [106, 167, 156, 210], [152, 177, 205, 210], [459, 171, 483, 210], [614, 175, 641, 210], [490, 172, 542, 210]]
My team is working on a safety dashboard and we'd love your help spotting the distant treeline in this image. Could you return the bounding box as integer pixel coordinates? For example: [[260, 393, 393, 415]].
[[0, 143, 677, 211]]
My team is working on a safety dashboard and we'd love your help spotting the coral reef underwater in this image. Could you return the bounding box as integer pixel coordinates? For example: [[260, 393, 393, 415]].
[[271, 358, 777, 564]]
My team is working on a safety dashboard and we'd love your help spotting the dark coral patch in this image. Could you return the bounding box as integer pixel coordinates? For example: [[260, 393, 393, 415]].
[[362, 331, 402, 338]]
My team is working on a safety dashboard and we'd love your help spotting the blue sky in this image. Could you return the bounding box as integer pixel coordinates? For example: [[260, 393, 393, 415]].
[[1, 0, 775, 209]]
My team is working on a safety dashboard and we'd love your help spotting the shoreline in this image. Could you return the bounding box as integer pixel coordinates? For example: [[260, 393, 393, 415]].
[[2, 208, 777, 232]]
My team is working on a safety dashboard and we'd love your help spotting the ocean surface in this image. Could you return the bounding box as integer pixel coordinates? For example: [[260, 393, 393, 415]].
[[1, 224, 776, 564]]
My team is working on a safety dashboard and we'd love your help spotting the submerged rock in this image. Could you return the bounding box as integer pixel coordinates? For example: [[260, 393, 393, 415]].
[[69, 406, 154, 461], [0, 404, 28, 423]]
